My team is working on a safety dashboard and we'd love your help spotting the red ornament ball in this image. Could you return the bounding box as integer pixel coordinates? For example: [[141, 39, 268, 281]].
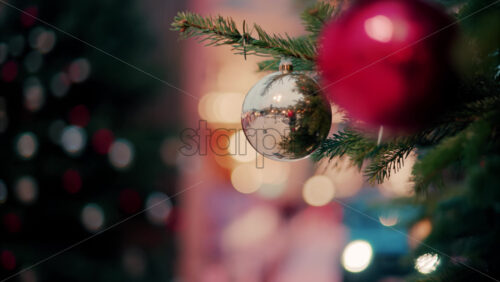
[[318, 0, 456, 130]]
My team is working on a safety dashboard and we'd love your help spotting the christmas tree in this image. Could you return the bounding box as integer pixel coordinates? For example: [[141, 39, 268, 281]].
[[172, 0, 500, 281], [0, 0, 180, 281]]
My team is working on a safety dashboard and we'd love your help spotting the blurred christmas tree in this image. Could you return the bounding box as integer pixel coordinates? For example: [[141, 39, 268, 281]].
[[0, 0, 179, 281], [172, 0, 500, 281]]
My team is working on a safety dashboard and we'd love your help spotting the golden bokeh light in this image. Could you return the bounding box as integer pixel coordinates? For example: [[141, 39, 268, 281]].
[[198, 92, 245, 124], [316, 157, 363, 199], [408, 218, 432, 249], [302, 175, 335, 207], [228, 130, 257, 163], [231, 163, 263, 194]]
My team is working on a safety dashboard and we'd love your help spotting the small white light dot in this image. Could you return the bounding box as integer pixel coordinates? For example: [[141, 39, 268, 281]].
[[342, 240, 373, 273], [81, 203, 105, 232], [61, 126, 87, 155], [145, 192, 172, 226], [16, 132, 38, 159], [415, 253, 440, 274], [109, 139, 134, 170]]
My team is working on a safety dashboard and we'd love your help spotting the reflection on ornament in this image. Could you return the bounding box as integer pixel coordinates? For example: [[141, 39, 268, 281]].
[[302, 175, 335, 206], [81, 203, 105, 232], [415, 253, 440, 274], [342, 240, 373, 273], [378, 151, 416, 198], [241, 60, 331, 161]]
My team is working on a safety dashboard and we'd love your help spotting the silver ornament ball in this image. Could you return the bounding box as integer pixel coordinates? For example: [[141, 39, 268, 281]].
[[241, 60, 332, 161]]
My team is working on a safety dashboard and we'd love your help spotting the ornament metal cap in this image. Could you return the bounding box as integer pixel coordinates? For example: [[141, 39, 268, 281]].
[[279, 58, 293, 73]]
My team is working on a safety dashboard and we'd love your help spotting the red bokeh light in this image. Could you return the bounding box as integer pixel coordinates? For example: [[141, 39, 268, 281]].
[[21, 6, 38, 27], [1, 250, 16, 271], [68, 105, 90, 127], [1, 61, 19, 82], [3, 213, 21, 233], [119, 189, 142, 214], [92, 129, 114, 155], [62, 169, 82, 194]]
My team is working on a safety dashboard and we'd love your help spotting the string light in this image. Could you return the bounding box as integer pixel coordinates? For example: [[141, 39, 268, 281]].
[[16, 132, 38, 159], [109, 139, 134, 170], [61, 125, 87, 155], [341, 240, 373, 273], [415, 253, 440, 274], [302, 175, 335, 207], [81, 203, 105, 232], [15, 176, 38, 204], [145, 192, 172, 226]]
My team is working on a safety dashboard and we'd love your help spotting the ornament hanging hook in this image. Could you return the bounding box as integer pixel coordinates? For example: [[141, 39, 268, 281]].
[[377, 125, 384, 146], [279, 57, 293, 73]]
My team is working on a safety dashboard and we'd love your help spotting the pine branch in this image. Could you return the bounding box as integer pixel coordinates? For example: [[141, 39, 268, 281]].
[[171, 12, 317, 61], [301, 2, 341, 37]]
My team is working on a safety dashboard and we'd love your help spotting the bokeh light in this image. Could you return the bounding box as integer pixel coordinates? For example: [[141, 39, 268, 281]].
[[316, 157, 364, 198], [81, 203, 105, 232], [61, 125, 87, 155], [23, 77, 45, 112], [198, 92, 245, 124], [415, 253, 440, 274], [0, 180, 7, 204], [2, 60, 19, 82], [24, 50, 43, 73], [68, 104, 90, 127], [230, 163, 263, 194], [108, 139, 134, 170], [92, 129, 114, 155], [3, 213, 22, 233], [16, 132, 38, 159], [341, 240, 373, 273], [50, 72, 71, 97], [1, 250, 16, 270], [0, 97, 7, 133], [258, 160, 290, 199], [15, 176, 38, 204], [379, 210, 399, 227], [408, 218, 432, 249], [20, 6, 38, 28], [19, 269, 37, 282], [29, 28, 56, 54], [122, 247, 147, 278], [302, 175, 335, 207], [228, 130, 257, 163], [378, 151, 417, 198], [145, 192, 172, 226], [62, 169, 82, 194], [68, 58, 91, 83], [160, 138, 179, 166], [222, 206, 280, 250]]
